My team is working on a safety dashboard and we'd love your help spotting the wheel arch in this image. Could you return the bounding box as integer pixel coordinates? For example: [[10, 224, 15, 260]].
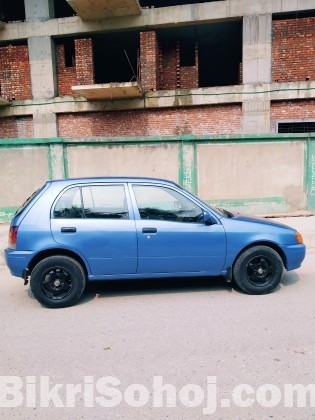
[[28, 248, 89, 277], [232, 241, 287, 270]]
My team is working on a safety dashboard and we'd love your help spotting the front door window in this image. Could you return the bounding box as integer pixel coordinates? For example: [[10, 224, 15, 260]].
[[133, 185, 204, 223]]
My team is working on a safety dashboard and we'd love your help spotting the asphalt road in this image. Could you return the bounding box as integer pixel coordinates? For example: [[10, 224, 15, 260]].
[[0, 243, 315, 419]]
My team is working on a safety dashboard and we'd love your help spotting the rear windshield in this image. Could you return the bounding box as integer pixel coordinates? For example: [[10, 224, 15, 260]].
[[15, 185, 46, 217]]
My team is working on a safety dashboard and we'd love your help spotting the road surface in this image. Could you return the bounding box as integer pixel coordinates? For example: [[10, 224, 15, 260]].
[[0, 240, 314, 419]]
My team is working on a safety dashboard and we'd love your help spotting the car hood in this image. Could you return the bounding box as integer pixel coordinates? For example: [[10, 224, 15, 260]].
[[229, 213, 295, 231]]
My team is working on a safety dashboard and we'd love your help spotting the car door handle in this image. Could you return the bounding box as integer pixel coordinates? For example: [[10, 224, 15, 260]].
[[142, 228, 157, 234], [61, 227, 76, 233]]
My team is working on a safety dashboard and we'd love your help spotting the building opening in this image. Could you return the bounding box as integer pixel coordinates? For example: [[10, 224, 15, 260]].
[[157, 21, 242, 88], [0, 0, 25, 22], [93, 32, 140, 84], [278, 122, 315, 133], [54, 0, 77, 18]]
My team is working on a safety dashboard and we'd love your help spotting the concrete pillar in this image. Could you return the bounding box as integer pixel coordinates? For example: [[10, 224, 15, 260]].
[[49, 143, 67, 180], [33, 111, 58, 138], [28, 36, 57, 100], [28, 36, 58, 138], [242, 99, 271, 134], [25, 0, 55, 21], [33, 112, 66, 179], [242, 14, 272, 133], [180, 142, 197, 194], [242, 14, 272, 84]]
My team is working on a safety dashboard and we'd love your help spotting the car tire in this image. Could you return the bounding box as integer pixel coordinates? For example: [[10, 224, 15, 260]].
[[30, 256, 86, 308], [233, 245, 284, 295]]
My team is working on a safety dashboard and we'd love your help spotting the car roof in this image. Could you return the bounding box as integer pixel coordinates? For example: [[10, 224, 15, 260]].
[[49, 177, 181, 188]]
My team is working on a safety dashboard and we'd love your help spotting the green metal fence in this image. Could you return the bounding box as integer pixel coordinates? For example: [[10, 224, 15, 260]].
[[0, 133, 314, 222]]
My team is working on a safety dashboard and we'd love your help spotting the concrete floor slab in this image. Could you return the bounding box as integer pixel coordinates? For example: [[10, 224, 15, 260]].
[[67, 0, 141, 20], [72, 82, 143, 100]]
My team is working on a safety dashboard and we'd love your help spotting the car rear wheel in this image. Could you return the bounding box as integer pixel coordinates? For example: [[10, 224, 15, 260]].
[[233, 245, 284, 294], [30, 256, 86, 308]]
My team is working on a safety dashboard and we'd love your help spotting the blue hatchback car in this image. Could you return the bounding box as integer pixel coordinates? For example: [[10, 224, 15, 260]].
[[5, 177, 305, 308]]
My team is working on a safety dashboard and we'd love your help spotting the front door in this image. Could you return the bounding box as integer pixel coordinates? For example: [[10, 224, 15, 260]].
[[131, 184, 226, 275]]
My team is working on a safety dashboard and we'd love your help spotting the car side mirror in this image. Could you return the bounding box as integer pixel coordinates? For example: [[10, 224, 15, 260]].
[[204, 212, 216, 226]]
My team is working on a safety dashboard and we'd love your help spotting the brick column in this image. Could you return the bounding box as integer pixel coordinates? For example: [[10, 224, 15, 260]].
[[75, 38, 95, 85], [140, 31, 159, 92]]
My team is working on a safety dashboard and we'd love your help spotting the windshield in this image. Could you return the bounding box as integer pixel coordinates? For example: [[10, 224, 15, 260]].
[[177, 186, 233, 218]]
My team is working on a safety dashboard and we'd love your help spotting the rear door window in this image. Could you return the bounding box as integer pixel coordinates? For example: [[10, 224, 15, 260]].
[[54, 187, 83, 218], [82, 185, 128, 219], [53, 184, 129, 219]]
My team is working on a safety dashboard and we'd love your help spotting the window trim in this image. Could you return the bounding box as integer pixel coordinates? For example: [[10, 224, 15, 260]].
[[52, 183, 132, 220], [130, 183, 205, 224]]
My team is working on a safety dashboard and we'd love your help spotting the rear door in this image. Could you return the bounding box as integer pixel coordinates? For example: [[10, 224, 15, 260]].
[[51, 183, 137, 276]]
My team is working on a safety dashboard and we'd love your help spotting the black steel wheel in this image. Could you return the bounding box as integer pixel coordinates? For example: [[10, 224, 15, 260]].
[[233, 246, 284, 294], [30, 256, 86, 308]]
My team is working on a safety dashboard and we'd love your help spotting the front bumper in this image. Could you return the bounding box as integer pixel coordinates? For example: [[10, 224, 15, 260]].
[[282, 244, 306, 270], [4, 248, 35, 278]]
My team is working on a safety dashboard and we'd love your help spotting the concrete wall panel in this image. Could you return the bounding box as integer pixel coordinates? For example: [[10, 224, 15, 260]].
[[197, 142, 306, 211], [67, 144, 179, 182], [0, 147, 48, 207]]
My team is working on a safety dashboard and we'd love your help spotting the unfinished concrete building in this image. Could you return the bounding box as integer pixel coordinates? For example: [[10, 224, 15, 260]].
[[0, 0, 315, 220]]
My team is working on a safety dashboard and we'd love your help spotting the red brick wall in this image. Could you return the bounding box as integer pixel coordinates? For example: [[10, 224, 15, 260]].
[[57, 38, 94, 96], [0, 45, 32, 100], [140, 31, 159, 92], [56, 44, 77, 96], [180, 43, 199, 89], [141, 32, 199, 91], [272, 17, 315, 83], [0, 116, 34, 138], [180, 66, 198, 89], [271, 100, 315, 130], [58, 105, 242, 137], [159, 42, 180, 90]]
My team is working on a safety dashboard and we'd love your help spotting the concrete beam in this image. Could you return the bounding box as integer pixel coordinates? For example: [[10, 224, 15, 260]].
[[0, 97, 10, 106], [0, 81, 314, 117], [1, 0, 315, 41], [25, 0, 55, 22], [67, 0, 141, 20]]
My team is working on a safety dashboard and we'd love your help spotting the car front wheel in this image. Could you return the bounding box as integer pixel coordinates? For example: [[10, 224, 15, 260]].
[[30, 256, 86, 308], [233, 245, 284, 294]]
